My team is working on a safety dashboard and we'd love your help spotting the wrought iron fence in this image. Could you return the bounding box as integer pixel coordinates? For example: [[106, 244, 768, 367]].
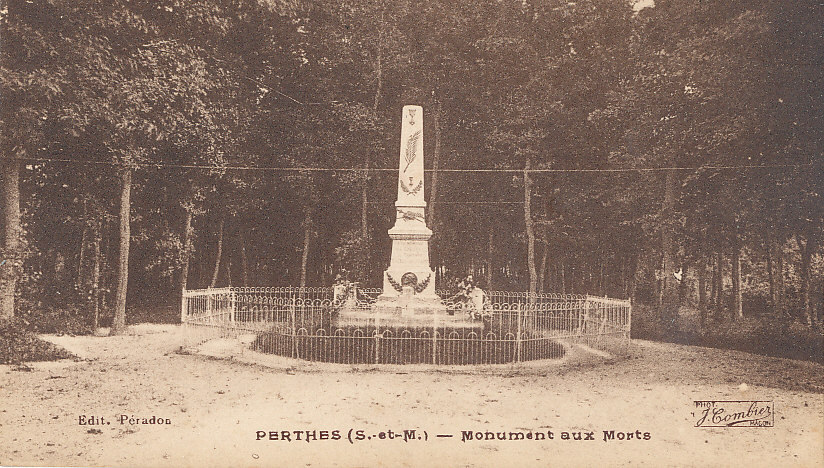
[[182, 286, 631, 365]]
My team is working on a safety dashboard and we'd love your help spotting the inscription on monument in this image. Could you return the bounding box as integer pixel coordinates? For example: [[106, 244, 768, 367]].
[[391, 241, 428, 267]]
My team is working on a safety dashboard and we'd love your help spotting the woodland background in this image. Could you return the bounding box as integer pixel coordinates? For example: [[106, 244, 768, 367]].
[[0, 0, 821, 359]]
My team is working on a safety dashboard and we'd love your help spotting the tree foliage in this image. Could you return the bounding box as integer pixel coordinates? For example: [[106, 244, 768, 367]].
[[1, 0, 821, 332]]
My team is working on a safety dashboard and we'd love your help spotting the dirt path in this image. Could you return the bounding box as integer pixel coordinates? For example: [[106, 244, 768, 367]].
[[1, 324, 822, 467]]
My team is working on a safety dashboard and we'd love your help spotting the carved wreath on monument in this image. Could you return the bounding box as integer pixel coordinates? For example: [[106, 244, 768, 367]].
[[387, 272, 431, 294], [399, 178, 423, 196]]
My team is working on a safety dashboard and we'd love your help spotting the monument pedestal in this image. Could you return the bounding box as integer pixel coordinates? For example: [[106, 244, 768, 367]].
[[379, 217, 437, 298]]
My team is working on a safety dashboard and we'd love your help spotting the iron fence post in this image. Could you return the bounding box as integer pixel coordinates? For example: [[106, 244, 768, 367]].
[[375, 331, 380, 365], [432, 329, 437, 365], [290, 297, 297, 359], [206, 290, 213, 323], [516, 305, 522, 363], [230, 289, 236, 323]]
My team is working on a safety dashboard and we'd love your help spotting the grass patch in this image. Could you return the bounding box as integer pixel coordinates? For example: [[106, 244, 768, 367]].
[[127, 305, 180, 324], [0, 319, 76, 365], [632, 303, 824, 363]]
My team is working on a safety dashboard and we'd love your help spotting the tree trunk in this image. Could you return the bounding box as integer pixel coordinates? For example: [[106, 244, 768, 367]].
[[1, 157, 21, 320], [179, 203, 193, 297], [240, 231, 249, 287], [659, 168, 677, 308], [678, 262, 690, 304], [775, 239, 785, 317], [710, 250, 718, 309], [620, 255, 626, 296], [627, 249, 638, 301], [588, 262, 594, 294], [538, 234, 549, 294], [300, 205, 314, 288], [359, 14, 384, 278], [523, 158, 537, 302], [570, 265, 576, 294], [819, 275, 824, 325], [657, 168, 679, 331], [428, 100, 442, 225], [715, 244, 724, 318], [716, 248, 724, 316], [428, 100, 443, 271], [798, 232, 818, 326], [486, 227, 493, 290], [77, 200, 89, 292], [110, 168, 131, 335], [209, 214, 225, 288], [560, 261, 566, 295], [100, 227, 110, 312], [360, 157, 370, 242], [698, 258, 708, 329], [732, 240, 743, 319], [766, 236, 775, 309], [91, 219, 102, 330], [226, 253, 233, 287]]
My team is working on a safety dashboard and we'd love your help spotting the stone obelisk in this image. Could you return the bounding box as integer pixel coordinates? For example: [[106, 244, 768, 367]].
[[379, 105, 438, 301], [337, 105, 480, 328]]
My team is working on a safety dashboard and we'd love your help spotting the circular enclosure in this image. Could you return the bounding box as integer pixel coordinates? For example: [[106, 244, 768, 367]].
[[251, 314, 566, 365], [182, 287, 631, 366]]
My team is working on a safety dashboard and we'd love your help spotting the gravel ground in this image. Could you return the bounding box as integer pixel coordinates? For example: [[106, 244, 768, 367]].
[[1, 323, 822, 467]]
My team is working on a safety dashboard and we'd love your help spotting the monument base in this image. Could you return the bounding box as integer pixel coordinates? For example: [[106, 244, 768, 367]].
[[334, 295, 483, 330]]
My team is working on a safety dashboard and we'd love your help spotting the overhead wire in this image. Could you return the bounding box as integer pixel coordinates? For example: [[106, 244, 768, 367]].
[[13, 157, 812, 174]]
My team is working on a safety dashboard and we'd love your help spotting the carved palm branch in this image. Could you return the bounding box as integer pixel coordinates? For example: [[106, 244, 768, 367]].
[[403, 130, 421, 173]]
